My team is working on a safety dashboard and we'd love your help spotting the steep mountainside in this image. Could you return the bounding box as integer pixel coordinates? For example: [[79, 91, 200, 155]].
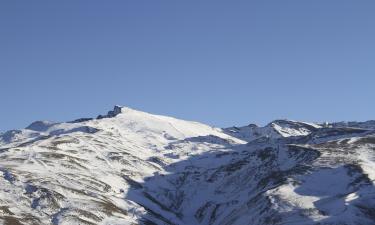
[[0, 106, 375, 225]]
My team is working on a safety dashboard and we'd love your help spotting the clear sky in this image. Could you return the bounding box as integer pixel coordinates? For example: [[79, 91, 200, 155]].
[[1, 1, 375, 131]]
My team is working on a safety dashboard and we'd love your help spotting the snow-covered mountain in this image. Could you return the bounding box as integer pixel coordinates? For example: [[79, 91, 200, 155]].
[[1, 106, 375, 225]]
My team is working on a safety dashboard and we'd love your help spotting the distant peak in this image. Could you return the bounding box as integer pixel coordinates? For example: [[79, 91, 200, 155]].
[[267, 119, 296, 126], [26, 120, 57, 132], [267, 119, 320, 128], [247, 123, 259, 128]]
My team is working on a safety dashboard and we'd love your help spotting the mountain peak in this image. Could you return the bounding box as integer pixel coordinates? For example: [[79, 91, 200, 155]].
[[97, 105, 127, 119], [108, 105, 124, 117], [25, 120, 57, 132]]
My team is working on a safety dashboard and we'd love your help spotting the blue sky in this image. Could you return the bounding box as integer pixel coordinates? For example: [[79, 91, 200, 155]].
[[1, 1, 375, 131]]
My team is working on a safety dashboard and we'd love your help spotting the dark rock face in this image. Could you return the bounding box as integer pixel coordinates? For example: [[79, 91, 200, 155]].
[[97, 105, 123, 119]]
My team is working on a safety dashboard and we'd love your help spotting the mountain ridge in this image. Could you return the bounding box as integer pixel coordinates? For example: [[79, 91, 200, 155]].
[[1, 106, 375, 225]]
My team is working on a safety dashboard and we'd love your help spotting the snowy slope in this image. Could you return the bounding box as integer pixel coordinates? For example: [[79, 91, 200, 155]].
[[0, 106, 375, 225]]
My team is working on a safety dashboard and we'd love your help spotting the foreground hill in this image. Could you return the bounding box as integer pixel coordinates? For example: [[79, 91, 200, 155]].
[[1, 106, 375, 225]]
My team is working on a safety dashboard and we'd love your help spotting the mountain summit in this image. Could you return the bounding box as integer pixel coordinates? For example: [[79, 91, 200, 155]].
[[1, 106, 375, 225]]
